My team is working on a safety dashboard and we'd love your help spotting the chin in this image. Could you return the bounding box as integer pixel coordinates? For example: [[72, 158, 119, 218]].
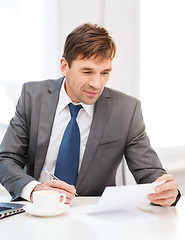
[[83, 99, 97, 105], [81, 93, 100, 105]]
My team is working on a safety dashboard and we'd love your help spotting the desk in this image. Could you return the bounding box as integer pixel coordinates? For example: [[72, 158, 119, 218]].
[[0, 186, 184, 240]]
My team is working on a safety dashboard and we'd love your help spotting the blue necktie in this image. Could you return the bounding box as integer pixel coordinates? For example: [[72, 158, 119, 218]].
[[54, 103, 82, 186]]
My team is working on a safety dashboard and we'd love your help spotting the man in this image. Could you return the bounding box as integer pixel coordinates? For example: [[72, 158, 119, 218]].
[[0, 23, 179, 206]]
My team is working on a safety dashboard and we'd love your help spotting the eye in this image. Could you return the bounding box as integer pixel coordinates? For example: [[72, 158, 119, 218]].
[[83, 71, 92, 74], [101, 71, 109, 75]]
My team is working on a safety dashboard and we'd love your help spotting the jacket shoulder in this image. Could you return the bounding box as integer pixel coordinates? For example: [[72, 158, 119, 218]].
[[104, 87, 140, 106], [23, 77, 63, 94]]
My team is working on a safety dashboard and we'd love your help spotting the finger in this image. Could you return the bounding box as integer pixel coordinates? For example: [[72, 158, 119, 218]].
[[44, 181, 76, 203], [149, 188, 178, 200], [155, 180, 178, 194], [58, 189, 75, 201], [149, 196, 177, 207], [45, 187, 75, 201], [148, 188, 178, 207], [61, 196, 71, 204], [45, 180, 76, 194], [32, 183, 55, 192], [155, 174, 174, 183]]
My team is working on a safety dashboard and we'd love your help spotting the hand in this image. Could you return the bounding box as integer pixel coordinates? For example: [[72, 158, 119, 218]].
[[147, 174, 178, 207], [30, 179, 76, 204]]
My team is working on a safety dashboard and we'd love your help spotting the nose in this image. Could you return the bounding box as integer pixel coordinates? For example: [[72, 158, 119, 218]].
[[89, 74, 101, 89]]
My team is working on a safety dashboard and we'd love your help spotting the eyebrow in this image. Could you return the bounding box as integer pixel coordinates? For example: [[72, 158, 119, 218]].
[[81, 67, 112, 72]]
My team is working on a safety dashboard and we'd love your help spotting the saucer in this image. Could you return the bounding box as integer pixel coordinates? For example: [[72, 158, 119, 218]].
[[23, 203, 70, 217]]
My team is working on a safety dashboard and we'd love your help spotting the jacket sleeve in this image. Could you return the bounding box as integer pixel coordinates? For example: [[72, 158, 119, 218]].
[[0, 83, 35, 201], [124, 100, 167, 184]]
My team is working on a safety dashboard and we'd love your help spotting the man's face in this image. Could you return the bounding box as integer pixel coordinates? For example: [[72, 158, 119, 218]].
[[61, 55, 112, 104]]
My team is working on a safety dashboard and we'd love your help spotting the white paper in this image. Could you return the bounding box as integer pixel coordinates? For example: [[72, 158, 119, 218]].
[[69, 181, 165, 225], [87, 181, 165, 214], [69, 205, 158, 226]]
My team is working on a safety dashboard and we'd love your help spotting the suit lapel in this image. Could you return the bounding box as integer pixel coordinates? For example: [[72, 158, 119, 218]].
[[76, 87, 112, 188], [34, 78, 63, 179]]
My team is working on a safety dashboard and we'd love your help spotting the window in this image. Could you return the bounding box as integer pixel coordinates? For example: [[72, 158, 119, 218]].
[[0, 0, 60, 134], [0, 0, 44, 125], [140, 0, 185, 149]]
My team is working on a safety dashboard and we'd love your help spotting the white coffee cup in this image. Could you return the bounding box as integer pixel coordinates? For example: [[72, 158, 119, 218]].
[[33, 190, 66, 211]]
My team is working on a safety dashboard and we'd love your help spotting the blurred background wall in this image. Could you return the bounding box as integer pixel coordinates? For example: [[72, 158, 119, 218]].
[[0, 0, 184, 194]]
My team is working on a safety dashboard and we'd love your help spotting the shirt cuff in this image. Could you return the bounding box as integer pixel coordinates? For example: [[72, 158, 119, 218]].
[[21, 181, 40, 201]]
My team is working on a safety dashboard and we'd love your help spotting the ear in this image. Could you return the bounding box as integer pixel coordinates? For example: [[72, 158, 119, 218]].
[[60, 58, 69, 76]]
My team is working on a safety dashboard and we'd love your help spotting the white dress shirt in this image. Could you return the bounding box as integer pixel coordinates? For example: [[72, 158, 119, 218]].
[[21, 79, 94, 200]]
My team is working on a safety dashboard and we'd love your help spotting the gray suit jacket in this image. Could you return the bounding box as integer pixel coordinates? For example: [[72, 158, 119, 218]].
[[0, 77, 166, 200]]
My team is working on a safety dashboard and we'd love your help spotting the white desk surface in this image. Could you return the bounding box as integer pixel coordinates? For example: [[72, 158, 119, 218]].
[[0, 185, 184, 240]]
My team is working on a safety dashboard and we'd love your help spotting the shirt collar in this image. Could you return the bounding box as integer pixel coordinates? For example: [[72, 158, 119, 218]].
[[57, 78, 94, 118]]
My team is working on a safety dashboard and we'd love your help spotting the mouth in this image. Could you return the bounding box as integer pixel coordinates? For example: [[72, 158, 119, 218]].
[[84, 90, 99, 97]]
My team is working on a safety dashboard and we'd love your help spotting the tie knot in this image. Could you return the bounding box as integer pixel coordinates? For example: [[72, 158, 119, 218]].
[[68, 103, 82, 118]]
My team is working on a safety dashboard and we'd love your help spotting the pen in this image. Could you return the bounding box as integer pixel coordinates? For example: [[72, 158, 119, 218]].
[[43, 168, 78, 196]]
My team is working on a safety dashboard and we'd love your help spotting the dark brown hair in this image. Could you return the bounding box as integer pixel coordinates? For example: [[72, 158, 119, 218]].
[[63, 23, 116, 67]]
